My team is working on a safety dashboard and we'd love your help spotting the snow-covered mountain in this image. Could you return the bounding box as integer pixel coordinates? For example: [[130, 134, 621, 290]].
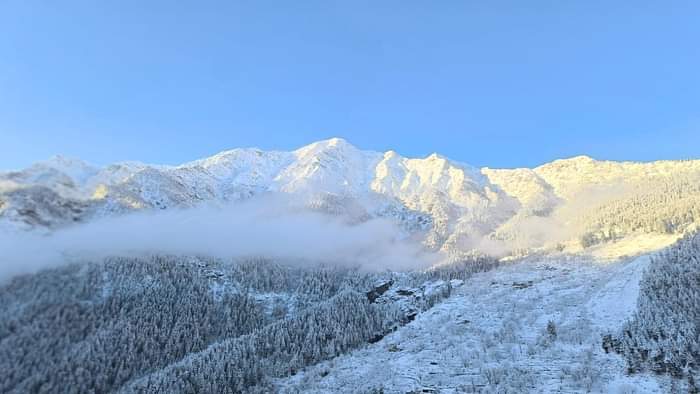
[[3, 139, 699, 393], [2, 138, 699, 257]]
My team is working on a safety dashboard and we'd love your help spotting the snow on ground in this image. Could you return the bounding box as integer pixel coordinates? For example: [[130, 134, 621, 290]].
[[587, 234, 680, 262], [586, 255, 650, 333], [278, 256, 664, 393]]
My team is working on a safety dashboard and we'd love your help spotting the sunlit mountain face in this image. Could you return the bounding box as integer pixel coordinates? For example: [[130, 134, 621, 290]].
[[3, 138, 699, 259]]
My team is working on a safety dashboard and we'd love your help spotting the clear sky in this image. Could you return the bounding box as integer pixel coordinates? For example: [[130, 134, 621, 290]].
[[1, 1, 699, 170]]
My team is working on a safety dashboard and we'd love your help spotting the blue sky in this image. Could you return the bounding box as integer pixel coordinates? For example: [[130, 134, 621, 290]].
[[1, 1, 699, 169]]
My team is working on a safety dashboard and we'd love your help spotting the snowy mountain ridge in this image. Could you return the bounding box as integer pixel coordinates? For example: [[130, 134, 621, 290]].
[[2, 138, 700, 258]]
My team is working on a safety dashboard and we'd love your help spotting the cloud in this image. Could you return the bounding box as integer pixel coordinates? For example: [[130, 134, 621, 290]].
[[0, 195, 442, 281]]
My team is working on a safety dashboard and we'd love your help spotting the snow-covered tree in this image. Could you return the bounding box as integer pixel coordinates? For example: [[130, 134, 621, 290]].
[[617, 232, 700, 378]]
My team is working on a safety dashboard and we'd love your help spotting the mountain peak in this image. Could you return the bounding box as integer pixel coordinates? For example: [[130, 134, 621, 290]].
[[36, 155, 98, 184], [303, 137, 354, 149], [294, 137, 364, 159], [43, 154, 94, 168], [325, 137, 350, 146], [535, 155, 597, 171], [426, 153, 444, 160], [572, 154, 595, 160], [560, 155, 596, 163], [383, 150, 400, 159]]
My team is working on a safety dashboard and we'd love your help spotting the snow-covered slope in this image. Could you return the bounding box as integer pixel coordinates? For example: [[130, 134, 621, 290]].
[[278, 255, 665, 393], [3, 138, 700, 258]]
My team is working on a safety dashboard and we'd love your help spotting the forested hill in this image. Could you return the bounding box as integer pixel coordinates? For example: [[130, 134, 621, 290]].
[[0, 255, 496, 393]]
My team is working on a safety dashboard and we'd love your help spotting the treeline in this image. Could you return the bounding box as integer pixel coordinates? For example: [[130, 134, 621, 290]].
[[414, 255, 500, 283], [0, 256, 266, 393], [616, 232, 700, 380], [121, 290, 402, 393], [579, 179, 700, 247], [0, 256, 384, 393], [0, 253, 494, 393]]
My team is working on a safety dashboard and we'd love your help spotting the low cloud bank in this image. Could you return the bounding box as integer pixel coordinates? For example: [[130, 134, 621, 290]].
[[0, 196, 442, 281]]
